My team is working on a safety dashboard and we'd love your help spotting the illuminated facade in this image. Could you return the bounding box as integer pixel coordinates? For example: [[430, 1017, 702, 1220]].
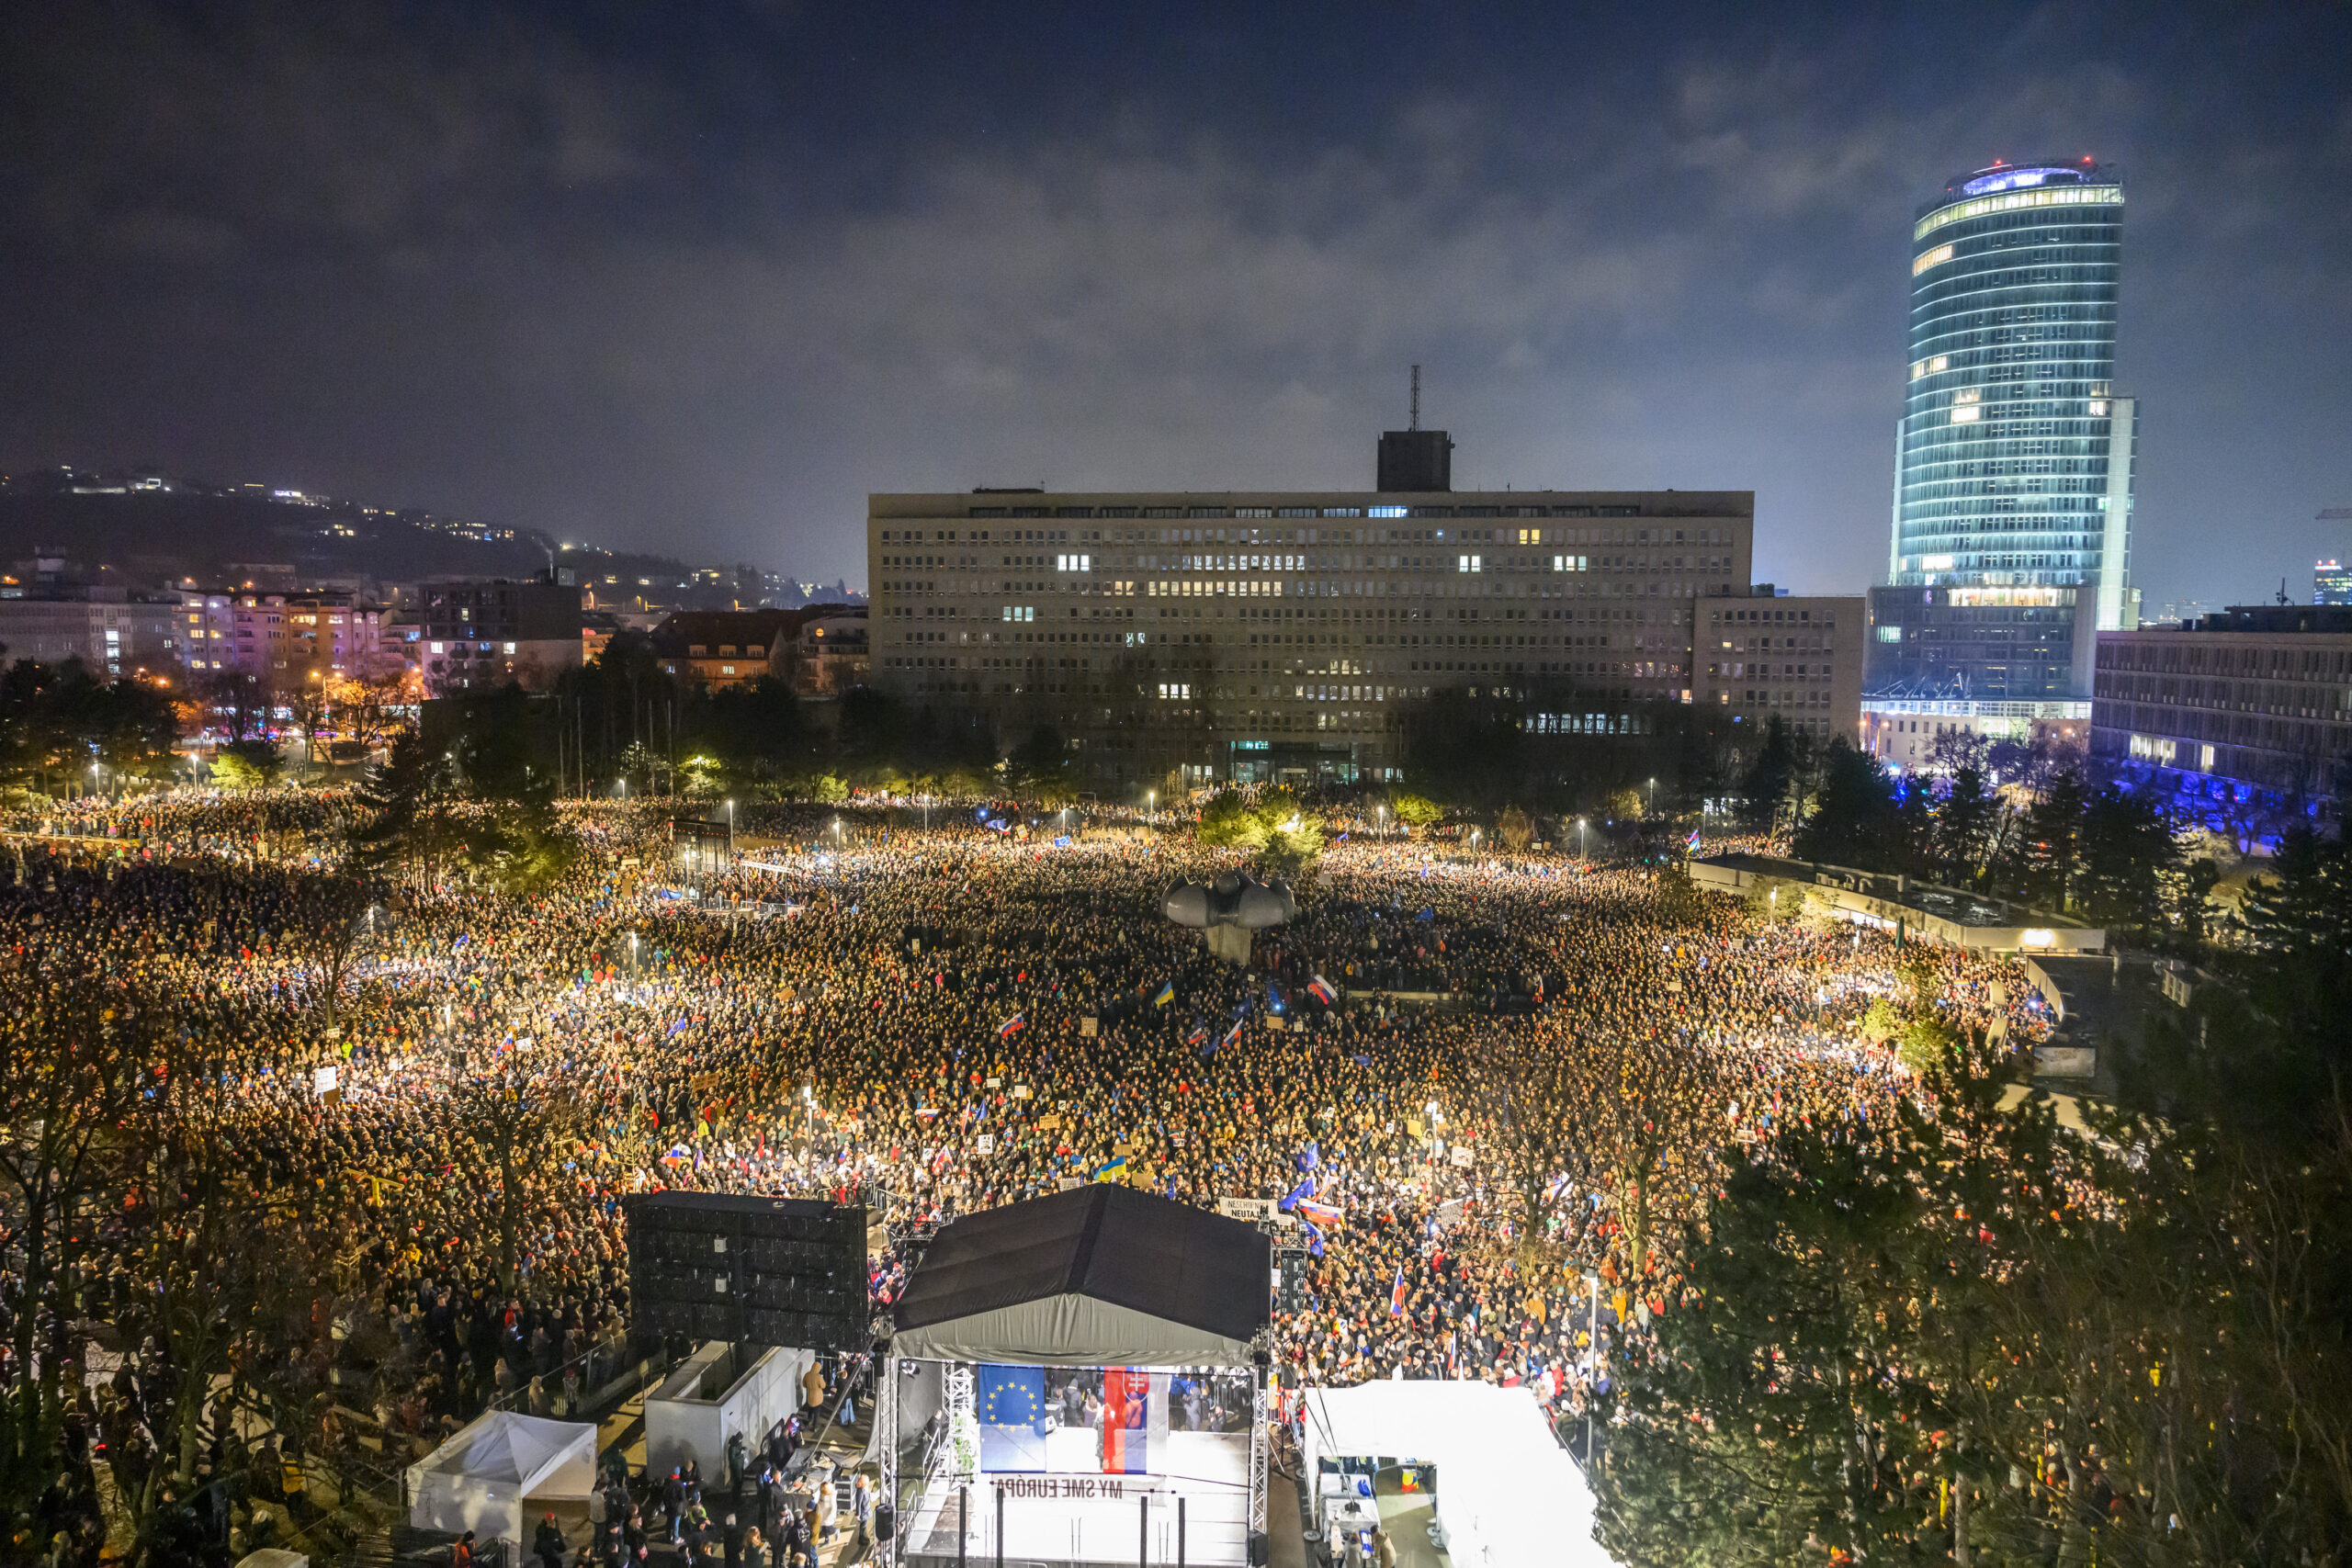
[[2093, 605, 2352, 808], [867, 487, 1753, 784], [2316, 559, 2351, 606], [1867, 160, 2137, 718]]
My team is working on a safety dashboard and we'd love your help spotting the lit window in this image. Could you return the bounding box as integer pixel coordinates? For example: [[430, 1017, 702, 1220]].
[[1951, 406, 1981, 423], [2087, 399, 2109, 416], [1458, 555, 1482, 573], [1911, 243, 1954, 276]]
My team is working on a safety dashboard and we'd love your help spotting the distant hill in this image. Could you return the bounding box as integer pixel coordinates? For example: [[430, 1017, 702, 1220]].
[[0, 490, 556, 586], [0, 485, 858, 607]]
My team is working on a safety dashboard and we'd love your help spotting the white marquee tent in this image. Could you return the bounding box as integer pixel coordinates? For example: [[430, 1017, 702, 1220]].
[[406, 1412, 598, 1549], [1297, 1381, 1613, 1568]]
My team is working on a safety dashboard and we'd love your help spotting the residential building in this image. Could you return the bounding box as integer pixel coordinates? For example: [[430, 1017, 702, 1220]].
[[867, 439, 1755, 784], [2092, 604, 2352, 807], [582, 609, 623, 664], [417, 576, 584, 693], [650, 609, 796, 689], [0, 589, 182, 678], [1866, 160, 2139, 747], [1690, 592, 1866, 749], [2316, 558, 2351, 606], [795, 608, 868, 698], [176, 589, 390, 682]]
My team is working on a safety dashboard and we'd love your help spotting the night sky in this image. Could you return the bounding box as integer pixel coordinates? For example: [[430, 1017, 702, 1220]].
[[4, 2, 2346, 606]]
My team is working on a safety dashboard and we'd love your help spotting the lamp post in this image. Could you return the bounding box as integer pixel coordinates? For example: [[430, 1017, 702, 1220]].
[[1577, 817, 1588, 862], [1147, 789, 1156, 829], [628, 931, 639, 979], [725, 798, 736, 854], [1646, 776, 1657, 818]]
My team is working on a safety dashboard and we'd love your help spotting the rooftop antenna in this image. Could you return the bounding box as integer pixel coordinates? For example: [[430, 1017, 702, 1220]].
[[1409, 366, 1420, 432]]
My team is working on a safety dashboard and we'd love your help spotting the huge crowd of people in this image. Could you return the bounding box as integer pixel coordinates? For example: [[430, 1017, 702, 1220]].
[[1, 786, 2057, 1566]]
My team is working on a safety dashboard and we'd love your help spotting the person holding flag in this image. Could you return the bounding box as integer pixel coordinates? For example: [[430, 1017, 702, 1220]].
[[1152, 979, 1174, 1007], [997, 1011, 1025, 1039], [1388, 1264, 1407, 1317], [1306, 974, 1337, 1006]]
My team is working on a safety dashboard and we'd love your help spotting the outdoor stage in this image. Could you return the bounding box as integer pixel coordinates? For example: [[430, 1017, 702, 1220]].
[[879, 1185, 1275, 1568], [902, 1429, 1253, 1566]]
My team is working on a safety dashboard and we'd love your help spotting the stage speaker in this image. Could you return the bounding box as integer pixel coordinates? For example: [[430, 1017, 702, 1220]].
[[626, 1192, 866, 1350], [1248, 1529, 1269, 1565], [872, 1504, 894, 1544]]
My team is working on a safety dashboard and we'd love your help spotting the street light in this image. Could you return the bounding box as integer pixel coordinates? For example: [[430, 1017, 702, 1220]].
[[1646, 776, 1657, 817], [1577, 817, 1589, 861], [1147, 789, 1156, 829], [725, 797, 736, 854]]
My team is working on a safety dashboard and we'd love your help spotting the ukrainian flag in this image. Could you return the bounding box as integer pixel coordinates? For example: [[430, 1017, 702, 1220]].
[[1153, 980, 1174, 1007], [1093, 1156, 1129, 1182]]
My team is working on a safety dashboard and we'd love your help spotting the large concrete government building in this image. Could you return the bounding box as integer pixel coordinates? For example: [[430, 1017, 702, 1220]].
[[866, 427, 1864, 784]]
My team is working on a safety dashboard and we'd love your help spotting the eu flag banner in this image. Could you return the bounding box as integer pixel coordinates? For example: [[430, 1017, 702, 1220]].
[[978, 1364, 1046, 1426], [978, 1364, 1051, 1471]]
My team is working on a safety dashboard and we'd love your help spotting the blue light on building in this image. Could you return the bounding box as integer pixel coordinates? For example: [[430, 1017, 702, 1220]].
[[1867, 160, 2136, 710]]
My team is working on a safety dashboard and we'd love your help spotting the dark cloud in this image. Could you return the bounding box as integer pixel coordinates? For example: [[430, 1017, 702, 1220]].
[[2, 1, 2346, 604]]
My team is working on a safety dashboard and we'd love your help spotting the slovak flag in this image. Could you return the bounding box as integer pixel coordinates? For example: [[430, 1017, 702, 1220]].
[[1221, 1018, 1245, 1050], [998, 1012, 1026, 1039], [1295, 1198, 1343, 1229], [1306, 976, 1337, 1006], [1389, 1265, 1407, 1316]]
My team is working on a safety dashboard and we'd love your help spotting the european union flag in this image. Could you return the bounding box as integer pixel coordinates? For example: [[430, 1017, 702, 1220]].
[[978, 1364, 1046, 1426]]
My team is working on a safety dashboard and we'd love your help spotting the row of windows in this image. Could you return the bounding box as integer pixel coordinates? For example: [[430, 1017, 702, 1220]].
[[955, 502, 1653, 522], [881, 523, 1730, 547]]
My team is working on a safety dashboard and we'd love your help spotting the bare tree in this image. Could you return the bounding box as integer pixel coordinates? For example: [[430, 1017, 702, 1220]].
[[442, 1066, 595, 1292], [0, 970, 155, 1496]]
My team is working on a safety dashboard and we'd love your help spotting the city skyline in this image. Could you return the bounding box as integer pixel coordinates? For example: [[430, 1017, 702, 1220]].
[[4, 4, 2348, 606]]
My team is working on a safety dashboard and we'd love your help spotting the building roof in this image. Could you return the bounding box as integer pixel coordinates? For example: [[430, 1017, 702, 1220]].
[[650, 608, 796, 657], [891, 1184, 1270, 1367]]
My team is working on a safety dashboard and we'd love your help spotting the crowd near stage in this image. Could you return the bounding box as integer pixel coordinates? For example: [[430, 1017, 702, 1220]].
[[877, 1184, 1273, 1567]]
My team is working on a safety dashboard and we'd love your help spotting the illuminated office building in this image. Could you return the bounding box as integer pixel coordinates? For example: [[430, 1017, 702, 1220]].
[[1865, 159, 2139, 750], [868, 455, 1754, 785], [2316, 558, 2351, 607]]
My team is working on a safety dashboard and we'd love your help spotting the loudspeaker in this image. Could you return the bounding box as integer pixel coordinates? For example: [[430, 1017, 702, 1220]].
[[1247, 1529, 1269, 1565], [626, 1192, 866, 1350], [872, 1504, 894, 1544]]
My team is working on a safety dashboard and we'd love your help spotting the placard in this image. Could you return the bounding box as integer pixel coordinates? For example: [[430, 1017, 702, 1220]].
[[1080, 1017, 1099, 1037], [312, 1065, 339, 1096], [976, 1134, 995, 1155]]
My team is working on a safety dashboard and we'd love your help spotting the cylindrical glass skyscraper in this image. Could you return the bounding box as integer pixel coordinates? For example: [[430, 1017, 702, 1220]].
[[1866, 159, 2137, 709]]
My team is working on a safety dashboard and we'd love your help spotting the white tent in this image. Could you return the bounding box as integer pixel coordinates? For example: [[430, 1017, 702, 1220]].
[[407, 1411, 599, 1548], [1297, 1382, 1613, 1568]]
